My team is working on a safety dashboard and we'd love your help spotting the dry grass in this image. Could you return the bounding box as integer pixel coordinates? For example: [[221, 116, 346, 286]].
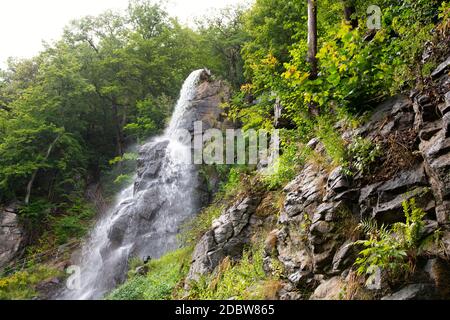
[[261, 280, 283, 300], [362, 129, 420, 184]]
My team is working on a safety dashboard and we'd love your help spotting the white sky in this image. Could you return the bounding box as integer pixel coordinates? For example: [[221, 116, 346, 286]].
[[0, 0, 245, 69]]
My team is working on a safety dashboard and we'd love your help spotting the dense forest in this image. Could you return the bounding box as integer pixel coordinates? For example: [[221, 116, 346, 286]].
[[0, 0, 247, 245], [0, 0, 449, 300]]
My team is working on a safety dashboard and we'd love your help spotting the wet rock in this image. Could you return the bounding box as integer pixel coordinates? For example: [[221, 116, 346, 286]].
[[107, 213, 131, 246], [381, 284, 436, 300], [135, 140, 169, 192]]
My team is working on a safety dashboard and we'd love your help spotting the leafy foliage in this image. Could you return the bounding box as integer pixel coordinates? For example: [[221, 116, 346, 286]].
[[0, 0, 248, 253], [344, 136, 383, 176], [353, 199, 440, 284], [107, 247, 192, 300], [0, 265, 60, 300], [185, 247, 279, 300], [263, 139, 311, 190]]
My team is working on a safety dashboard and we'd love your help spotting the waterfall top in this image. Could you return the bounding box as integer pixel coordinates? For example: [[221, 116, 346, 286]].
[[166, 69, 205, 135]]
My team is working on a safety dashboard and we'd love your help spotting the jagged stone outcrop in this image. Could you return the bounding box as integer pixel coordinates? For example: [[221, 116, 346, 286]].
[[0, 204, 25, 270], [274, 56, 450, 300], [186, 56, 450, 300], [176, 76, 233, 134], [187, 196, 262, 281]]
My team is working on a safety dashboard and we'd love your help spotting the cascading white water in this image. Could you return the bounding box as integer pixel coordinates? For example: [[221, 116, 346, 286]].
[[60, 70, 205, 300]]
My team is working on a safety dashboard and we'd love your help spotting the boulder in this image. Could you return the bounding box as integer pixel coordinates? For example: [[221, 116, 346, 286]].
[[310, 277, 344, 300], [381, 284, 436, 300]]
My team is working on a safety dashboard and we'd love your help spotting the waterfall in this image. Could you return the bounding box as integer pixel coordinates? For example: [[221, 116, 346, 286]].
[[60, 69, 204, 300]]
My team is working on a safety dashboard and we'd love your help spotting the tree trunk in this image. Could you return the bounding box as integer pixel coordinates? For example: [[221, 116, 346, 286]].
[[343, 1, 358, 29], [307, 0, 318, 81], [112, 102, 124, 157], [25, 134, 61, 205], [307, 0, 319, 116]]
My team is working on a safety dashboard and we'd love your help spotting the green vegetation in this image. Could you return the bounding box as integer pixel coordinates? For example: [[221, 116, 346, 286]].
[[107, 247, 192, 300], [1, 0, 448, 301], [344, 136, 383, 176], [263, 140, 311, 190], [228, 0, 446, 176], [0, 0, 246, 254], [0, 265, 61, 300], [354, 198, 440, 285], [185, 246, 280, 300]]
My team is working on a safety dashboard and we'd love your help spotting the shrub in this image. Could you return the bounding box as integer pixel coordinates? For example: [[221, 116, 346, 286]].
[[0, 265, 60, 300], [18, 200, 52, 241], [353, 198, 439, 285], [186, 246, 278, 300], [315, 117, 347, 166], [343, 136, 382, 176], [263, 129, 312, 190], [51, 200, 95, 245], [107, 247, 192, 300]]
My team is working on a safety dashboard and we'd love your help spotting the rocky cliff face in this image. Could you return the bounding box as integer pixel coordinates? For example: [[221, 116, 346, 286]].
[[187, 57, 450, 300], [0, 204, 25, 270]]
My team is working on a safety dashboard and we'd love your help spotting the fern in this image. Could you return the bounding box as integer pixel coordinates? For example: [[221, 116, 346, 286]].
[[353, 198, 439, 284]]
